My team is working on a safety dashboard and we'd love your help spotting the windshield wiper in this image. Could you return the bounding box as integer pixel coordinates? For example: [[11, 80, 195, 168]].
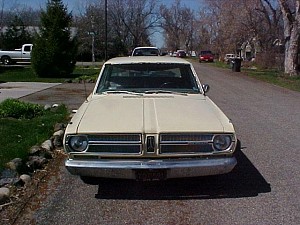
[[101, 90, 143, 96], [144, 90, 188, 96]]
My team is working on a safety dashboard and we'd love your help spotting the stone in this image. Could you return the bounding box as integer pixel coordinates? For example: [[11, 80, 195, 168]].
[[44, 104, 51, 110], [53, 129, 64, 137], [20, 174, 31, 185], [26, 156, 48, 170], [1, 169, 17, 178], [41, 140, 53, 151], [53, 135, 63, 148], [29, 145, 52, 159], [5, 158, 24, 173], [0, 178, 18, 187], [29, 145, 43, 155], [0, 187, 10, 204], [54, 123, 65, 132]]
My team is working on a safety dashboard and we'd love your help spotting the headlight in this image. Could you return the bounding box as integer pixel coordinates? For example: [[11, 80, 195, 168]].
[[213, 135, 232, 151], [68, 135, 88, 152]]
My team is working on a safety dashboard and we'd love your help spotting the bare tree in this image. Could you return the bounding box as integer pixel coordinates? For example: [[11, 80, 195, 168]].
[[160, 0, 195, 52], [110, 0, 160, 48], [199, 0, 250, 55], [74, 1, 106, 60], [199, 0, 283, 66], [278, 0, 300, 76]]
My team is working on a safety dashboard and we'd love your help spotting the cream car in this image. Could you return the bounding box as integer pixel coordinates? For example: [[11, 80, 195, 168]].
[[64, 56, 238, 183]]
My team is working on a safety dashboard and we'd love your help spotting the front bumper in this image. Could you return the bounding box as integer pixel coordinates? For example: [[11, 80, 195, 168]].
[[65, 157, 237, 180]]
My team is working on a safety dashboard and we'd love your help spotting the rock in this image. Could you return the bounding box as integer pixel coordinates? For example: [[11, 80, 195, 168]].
[[20, 174, 31, 185], [44, 104, 51, 110], [5, 158, 22, 171], [53, 135, 63, 148], [5, 158, 27, 174], [54, 123, 65, 132], [0, 178, 19, 187], [40, 150, 53, 159], [26, 156, 48, 171], [1, 169, 17, 179], [29, 145, 43, 155], [53, 129, 64, 137], [29, 145, 52, 159], [0, 187, 10, 204], [41, 140, 53, 151]]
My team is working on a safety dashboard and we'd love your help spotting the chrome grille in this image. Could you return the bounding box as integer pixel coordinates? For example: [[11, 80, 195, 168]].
[[160, 133, 214, 154], [160, 134, 213, 142], [87, 134, 142, 154]]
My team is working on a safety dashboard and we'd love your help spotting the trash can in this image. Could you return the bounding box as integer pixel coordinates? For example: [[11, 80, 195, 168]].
[[231, 58, 241, 72]]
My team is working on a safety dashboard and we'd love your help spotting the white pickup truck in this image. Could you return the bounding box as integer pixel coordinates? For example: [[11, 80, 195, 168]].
[[0, 44, 33, 65]]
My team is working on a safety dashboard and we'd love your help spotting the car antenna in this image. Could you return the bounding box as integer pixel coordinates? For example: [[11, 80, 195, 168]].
[[80, 60, 89, 103], [84, 78, 88, 102]]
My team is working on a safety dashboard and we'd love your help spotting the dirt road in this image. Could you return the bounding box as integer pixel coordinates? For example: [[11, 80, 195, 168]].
[[5, 62, 300, 225]]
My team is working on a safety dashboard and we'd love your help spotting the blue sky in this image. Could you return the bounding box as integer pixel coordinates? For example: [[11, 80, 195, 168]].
[[5, 0, 201, 12], [4, 0, 202, 47]]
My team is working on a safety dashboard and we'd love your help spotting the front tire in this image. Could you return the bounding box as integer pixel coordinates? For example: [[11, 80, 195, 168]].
[[80, 176, 101, 185], [2, 56, 11, 65]]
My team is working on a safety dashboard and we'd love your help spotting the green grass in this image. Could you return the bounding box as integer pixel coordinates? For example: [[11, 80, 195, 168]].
[[244, 68, 300, 92], [0, 64, 102, 172], [212, 61, 300, 92], [0, 65, 101, 83], [0, 104, 69, 172]]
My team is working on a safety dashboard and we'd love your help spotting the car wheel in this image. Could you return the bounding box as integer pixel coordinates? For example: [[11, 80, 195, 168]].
[[2, 56, 11, 65], [80, 176, 101, 185]]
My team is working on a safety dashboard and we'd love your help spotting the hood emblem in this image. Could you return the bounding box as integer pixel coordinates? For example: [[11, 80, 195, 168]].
[[146, 136, 155, 153]]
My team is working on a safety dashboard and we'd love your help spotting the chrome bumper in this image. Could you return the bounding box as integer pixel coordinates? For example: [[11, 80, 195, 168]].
[[65, 157, 237, 180]]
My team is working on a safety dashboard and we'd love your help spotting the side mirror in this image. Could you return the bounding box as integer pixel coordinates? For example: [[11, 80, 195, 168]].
[[202, 84, 210, 94]]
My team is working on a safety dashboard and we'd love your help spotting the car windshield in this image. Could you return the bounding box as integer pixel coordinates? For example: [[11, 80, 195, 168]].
[[96, 63, 200, 94], [200, 51, 212, 55], [132, 48, 159, 56]]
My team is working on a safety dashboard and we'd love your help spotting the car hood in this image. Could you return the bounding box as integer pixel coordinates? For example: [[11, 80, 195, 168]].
[[66, 94, 234, 134]]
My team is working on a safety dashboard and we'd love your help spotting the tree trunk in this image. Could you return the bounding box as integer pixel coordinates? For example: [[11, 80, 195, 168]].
[[279, 0, 300, 77], [284, 26, 299, 76]]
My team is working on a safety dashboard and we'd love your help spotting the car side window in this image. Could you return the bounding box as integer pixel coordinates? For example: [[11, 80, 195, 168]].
[[23, 46, 31, 52]]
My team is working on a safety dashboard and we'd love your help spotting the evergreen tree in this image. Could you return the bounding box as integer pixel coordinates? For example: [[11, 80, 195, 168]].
[[32, 0, 78, 77]]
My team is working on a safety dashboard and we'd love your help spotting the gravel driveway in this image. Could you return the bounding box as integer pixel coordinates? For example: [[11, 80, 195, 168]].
[[10, 62, 300, 225], [20, 82, 95, 110]]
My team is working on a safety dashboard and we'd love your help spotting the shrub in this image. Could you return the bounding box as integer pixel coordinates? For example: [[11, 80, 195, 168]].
[[0, 99, 44, 119]]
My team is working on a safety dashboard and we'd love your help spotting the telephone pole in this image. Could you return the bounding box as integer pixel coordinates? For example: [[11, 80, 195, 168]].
[[105, 0, 108, 61]]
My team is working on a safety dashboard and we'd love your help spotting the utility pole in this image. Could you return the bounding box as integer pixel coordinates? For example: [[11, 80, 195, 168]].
[[91, 16, 95, 65], [105, 0, 108, 61]]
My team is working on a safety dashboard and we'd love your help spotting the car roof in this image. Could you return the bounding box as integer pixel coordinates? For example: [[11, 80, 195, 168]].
[[133, 46, 158, 50], [105, 56, 192, 65]]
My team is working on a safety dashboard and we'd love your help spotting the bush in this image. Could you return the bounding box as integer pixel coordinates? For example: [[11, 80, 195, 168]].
[[0, 99, 44, 119]]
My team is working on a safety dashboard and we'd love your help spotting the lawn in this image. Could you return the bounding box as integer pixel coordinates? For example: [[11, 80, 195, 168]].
[[0, 104, 69, 171], [213, 61, 300, 92], [0, 65, 100, 172], [0, 64, 101, 83]]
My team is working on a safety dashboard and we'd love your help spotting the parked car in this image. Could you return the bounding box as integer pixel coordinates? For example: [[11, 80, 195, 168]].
[[131, 47, 160, 56], [199, 50, 214, 62], [176, 50, 186, 58], [0, 44, 33, 65], [224, 54, 235, 64], [64, 56, 238, 184]]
